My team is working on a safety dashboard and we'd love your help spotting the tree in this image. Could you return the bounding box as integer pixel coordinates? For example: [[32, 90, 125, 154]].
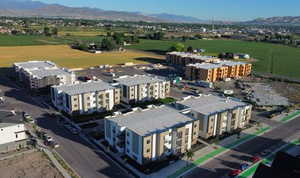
[[185, 150, 194, 165], [101, 38, 118, 51], [112, 32, 125, 45], [43, 27, 51, 36], [187, 46, 193, 53], [154, 32, 165, 40], [169, 43, 185, 52], [236, 128, 242, 139], [52, 27, 58, 36]]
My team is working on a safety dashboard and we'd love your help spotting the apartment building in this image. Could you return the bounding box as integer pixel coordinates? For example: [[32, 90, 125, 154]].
[[0, 111, 27, 153], [175, 95, 252, 139], [166, 52, 220, 66], [185, 61, 252, 82], [13, 61, 76, 90], [51, 81, 120, 115], [105, 105, 198, 165], [114, 75, 170, 104], [104, 94, 252, 165]]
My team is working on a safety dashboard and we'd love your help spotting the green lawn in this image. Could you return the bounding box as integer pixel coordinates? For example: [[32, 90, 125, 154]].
[[127, 39, 300, 79]]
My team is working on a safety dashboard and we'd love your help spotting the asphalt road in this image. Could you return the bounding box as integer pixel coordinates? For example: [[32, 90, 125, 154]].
[[185, 116, 300, 178], [0, 76, 130, 178]]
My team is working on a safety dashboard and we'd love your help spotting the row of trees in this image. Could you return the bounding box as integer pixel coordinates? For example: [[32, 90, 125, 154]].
[[169, 43, 195, 53], [43, 27, 58, 36], [145, 32, 165, 40], [71, 32, 140, 52]]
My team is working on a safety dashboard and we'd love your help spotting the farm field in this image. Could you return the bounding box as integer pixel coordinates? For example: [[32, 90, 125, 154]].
[[0, 45, 163, 68], [128, 39, 300, 78], [0, 34, 103, 46]]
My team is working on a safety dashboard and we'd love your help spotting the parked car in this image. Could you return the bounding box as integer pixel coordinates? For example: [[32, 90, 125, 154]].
[[43, 134, 53, 142], [48, 141, 60, 148], [23, 112, 34, 123], [251, 156, 261, 163], [70, 128, 79, 135], [228, 169, 242, 177], [240, 163, 250, 171]]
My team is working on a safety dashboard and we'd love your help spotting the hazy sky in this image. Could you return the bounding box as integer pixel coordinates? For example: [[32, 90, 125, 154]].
[[37, 0, 300, 21]]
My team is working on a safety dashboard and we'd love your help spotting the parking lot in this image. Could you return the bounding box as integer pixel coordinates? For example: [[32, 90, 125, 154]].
[[0, 72, 131, 178]]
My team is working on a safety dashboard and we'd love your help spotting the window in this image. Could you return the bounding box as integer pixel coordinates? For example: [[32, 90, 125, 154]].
[[16, 134, 18, 138], [177, 132, 182, 138], [146, 149, 150, 153], [147, 140, 151, 144], [87, 97, 90, 100], [194, 124, 197, 128], [106, 93, 109, 98], [73, 98, 77, 101]]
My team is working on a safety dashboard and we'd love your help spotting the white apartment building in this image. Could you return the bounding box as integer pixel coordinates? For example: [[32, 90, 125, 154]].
[[104, 94, 252, 165], [175, 95, 252, 139], [114, 75, 170, 104], [0, 111, 27, 153], [51, 80, 121, 115], [13, 61, 76, 89], [105, 105, 197, 165]]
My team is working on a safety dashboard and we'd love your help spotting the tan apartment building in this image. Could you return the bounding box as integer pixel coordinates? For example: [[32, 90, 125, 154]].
[[13, 61, 76, 90], [105, 105, 198, 165], [104, 94, 252, 165], [175, 95, 252, 139], [185, 61, 252, 82], [51, 81, 120, 115], [166, 52, 220, 66], [114, 75, 170, 104]]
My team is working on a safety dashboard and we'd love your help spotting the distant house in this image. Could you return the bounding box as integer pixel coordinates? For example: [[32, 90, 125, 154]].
[[0, 111, 28, 153]]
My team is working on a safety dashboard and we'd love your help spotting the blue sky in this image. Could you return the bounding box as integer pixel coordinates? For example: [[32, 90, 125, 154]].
[[37, 0, 300, 21]]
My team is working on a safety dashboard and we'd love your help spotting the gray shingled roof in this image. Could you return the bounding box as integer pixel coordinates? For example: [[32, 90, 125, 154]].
[[30, 68, 73, 79], [115, 75, 166, 86], [188, 61, 247, 69], [14, 61, 56, 70], [0, 111, 23, 128], [179, 95, 249, 116], [107, 105, 194, 136], [54, 81, 116, 95]]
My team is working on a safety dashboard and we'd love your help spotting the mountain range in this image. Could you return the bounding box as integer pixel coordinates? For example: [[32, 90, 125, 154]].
[[0, 0, 299, 25], [242, 16, 300, 26], [0, 0, 207, 23]]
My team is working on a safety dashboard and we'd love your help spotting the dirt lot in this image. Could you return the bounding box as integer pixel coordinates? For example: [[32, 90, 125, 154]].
[[0, 151, 63, 178], [214, 76, 300, 105]]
